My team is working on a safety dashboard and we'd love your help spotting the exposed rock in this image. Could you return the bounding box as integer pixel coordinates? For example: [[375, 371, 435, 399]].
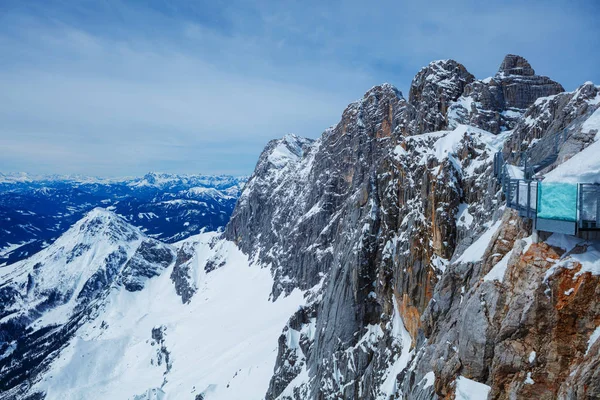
[[121, 240, 175, 292], [170, 243, 196, 304], [409, 60, 475, 133], [495, 54, 564, 110], [498, 54, 535, 76], [503, 81, 599, 167], [229, 78, 503, 398], [449, 54, 564, 134]]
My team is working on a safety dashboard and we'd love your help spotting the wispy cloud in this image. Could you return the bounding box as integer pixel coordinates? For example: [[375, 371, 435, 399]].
[[0, 0, 598, 176]]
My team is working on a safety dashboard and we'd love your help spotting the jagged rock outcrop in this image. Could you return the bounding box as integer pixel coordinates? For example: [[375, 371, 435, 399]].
[[227, 79, 503, 397], [449, 54, 565, 134], [496, 54, 564, 110], [409, 60, 475, 133], [227, 54, 599, 400], [503, 81, 599, 168], [404, 209, 600, 400]]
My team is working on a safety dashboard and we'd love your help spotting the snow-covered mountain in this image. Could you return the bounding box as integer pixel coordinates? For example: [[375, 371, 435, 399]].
[[2, 54, 600, 400], [0, 208, 310, 399], [0, 173, 246, 266]]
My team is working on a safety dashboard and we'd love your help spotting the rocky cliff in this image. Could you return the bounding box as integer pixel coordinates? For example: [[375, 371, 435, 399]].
[[225, 54, 600, 399]]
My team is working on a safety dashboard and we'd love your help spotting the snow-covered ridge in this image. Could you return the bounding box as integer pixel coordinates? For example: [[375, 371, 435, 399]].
[[0, 171, 247, 188], [0, 206, 309, 400], [0, 208, 174, 330]]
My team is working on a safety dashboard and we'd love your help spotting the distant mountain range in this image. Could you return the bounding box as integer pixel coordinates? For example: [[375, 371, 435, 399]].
[[0, 172, 246, 266]]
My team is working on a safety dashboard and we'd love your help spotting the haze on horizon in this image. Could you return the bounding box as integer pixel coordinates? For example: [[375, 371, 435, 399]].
[[1, 0, 599, 177]]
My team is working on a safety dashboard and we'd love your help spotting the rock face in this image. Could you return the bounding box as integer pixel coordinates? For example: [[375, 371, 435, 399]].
[[448, 54, 565, 134], [409, 60, 475, 133], [503, 81, 600, 168], [226, 55, 599, 399], [227, 82, 503, 397], [498, 54, 536, 76], [495, 54, 564, 109]]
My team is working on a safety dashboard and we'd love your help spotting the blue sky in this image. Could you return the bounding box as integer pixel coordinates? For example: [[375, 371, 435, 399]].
[[1, 0, 598, 177]]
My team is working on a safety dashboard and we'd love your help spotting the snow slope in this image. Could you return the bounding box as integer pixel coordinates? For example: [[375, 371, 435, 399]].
[[31, 232, 306, 400], [544, 106, 600, 184]]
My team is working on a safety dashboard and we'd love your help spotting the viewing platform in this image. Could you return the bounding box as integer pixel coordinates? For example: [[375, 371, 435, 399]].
[[493, 144, 600, 239]]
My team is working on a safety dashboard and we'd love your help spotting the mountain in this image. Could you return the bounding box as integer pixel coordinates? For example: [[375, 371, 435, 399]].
[[1, 54, 600, 400], [0, 173, 246, 266], [0, 209, 176, 398]]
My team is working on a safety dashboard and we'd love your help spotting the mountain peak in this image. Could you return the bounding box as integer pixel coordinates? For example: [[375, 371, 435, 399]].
[[76, 207, 140, 243], [265, 134, 313, 169], [409, 58, 475, 133], [363, 83, 403, 100], [497, 54, 535, 76]]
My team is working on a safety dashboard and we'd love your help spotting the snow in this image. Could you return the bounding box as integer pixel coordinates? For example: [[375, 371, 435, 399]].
[[393, 144, 407, 158], [544, 109, 600, 184], [456, 203, 474, 228], [267, 134, 306, 168], [524, 372, 534, 385], [456, 220, 502, 263], [32, 232, 306, 400], [586, 326, 600, 355], [543, 238, 600, 281], [570, 245, 600, 276], [184, 187, 232, 199], [528, 351, 536, 363], [0, 208, 146, 328], [455, 376, 491, 400], [505, 165, 524, 180], [545, 233, 584, 254], [418, 371, 435, 389], [582, 106, 600, 140], [483, 249, 512, 282], [378, 296, 413, 398], [0, 240, 34, 257]]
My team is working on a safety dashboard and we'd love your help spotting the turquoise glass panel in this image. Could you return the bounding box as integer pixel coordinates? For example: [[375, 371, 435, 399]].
[[537, 182, 578, 222]]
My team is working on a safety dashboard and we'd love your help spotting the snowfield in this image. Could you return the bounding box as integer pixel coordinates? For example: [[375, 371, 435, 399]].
[[31, 232, 306, 400]]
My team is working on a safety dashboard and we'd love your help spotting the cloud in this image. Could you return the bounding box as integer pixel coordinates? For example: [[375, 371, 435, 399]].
[[0, 0, 598, 176]]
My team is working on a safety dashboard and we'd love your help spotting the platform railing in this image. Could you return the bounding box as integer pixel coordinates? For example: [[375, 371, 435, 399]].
[[493, 150, 599, 234], [578, 183, 600, 230]]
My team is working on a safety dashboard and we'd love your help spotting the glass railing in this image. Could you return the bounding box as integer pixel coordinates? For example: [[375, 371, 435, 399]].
[[494, 149, 599, 233], [579, 183, 600, 229], [537, 182, 578, 222]]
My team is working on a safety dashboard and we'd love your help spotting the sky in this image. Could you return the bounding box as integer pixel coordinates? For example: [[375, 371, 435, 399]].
[[0, 0, 599, 177]]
